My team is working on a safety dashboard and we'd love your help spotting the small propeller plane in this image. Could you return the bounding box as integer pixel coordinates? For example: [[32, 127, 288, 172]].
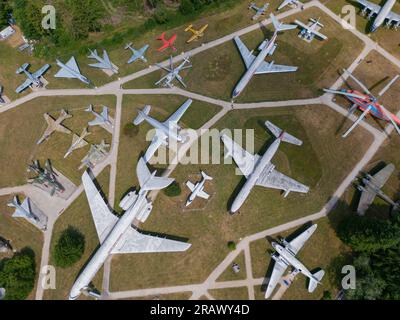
[[249, 2, 269, 20], [157, 32, 177, 52], [15, 63, 51, 93], [324, 69, 400, 138], [184, 24, 209, 43], [294, 18, 328, 41], [125, 43, 149, 64]]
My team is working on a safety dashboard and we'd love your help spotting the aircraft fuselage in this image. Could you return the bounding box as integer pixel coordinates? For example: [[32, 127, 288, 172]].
[[370, 0, 396, 32], [142, 114, 184, 143]]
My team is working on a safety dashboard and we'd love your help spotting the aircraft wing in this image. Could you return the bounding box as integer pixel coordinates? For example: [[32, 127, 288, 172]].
[[16, 78, 33, 93], [198, 190, 210, 200], [111, 227, 191, 254], [101, 106, 109, 120], [55, 123, 71, 134], [234, 36, 257, 69], [199, 24, 208, 33], [55, 57, 80, 78], [372, 164, 395, 189], [165, 99, 193, 124], [143, 129, 167, 163], [387, 11, 400, 23], [187, 34, 199, 43], [221, 134, 259, 178], [265, 259, 288, 299], [357, 187, 377, 215], [255, 61, 298, 75], [139, 45, 149, 55], [82, 171, 118, 244], [356, 0, 381, 14], [128, 54, 139, 64], [186, 181, 195, 192], [89, 51, 112, 69], [256, 168, 309, 194], [286, 224, 317, 255], [71, 134, 88, 149], [33, 64, 50, 79], [88, 116, 105, 126], [278, 0, 294, 10], [295, 19, 310, 30]]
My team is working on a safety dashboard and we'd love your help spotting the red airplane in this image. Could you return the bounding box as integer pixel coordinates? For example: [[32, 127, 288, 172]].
[[157, 32, 177, 52]]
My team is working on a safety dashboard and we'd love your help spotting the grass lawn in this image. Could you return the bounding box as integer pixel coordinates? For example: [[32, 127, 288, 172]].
[[0, 196, 44, 300], [250, 217, 350, 300], [124, 6, 364, 103], [209, 287, 249, 300], [0, 95, 115, 188], [323, 0, 400, 60], [109, 103, 372, 293], [43, 166, 110, 300], [216, 250, 247, 282]]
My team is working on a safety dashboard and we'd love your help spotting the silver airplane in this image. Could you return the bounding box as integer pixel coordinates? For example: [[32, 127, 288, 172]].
[[37, 109, 72, 145], [278, 0, 301, 10], [356, 0, 400, 32], [265, 224, 324, 299], [125, 43, 149, 64], [133, 99, 192, 163], [7, 196, 39, 223], [356, 163, 399, 215], [15, 63, 50, 93], [64, 127, 91, 159], [294, 18, 328, 41], [249, 2, 269, 20], [221, 121, 309, 214], [88, 49, 118, 74], [232, 14, 297, 99], [155, 56, 192, 88], [0, 85, 5, 104], [86, 105, 113, 128], [55, 56, 90, 85], [186, 171, 213, 207], [69, 158, 191, 300]]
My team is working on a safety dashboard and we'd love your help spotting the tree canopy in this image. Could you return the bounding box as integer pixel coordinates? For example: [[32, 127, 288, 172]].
[[53, 226, 85, 268]]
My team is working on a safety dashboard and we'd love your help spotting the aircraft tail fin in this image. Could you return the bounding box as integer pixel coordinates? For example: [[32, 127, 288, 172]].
[[158, 32, 166, 41], [308, 270, 325, 293], [201, 171, 213, 181], [85, 104, 94, 113], [265, 121, 303, 146], [16, 63, 29, 74], [133, 105, 151, 126], [88, 49, 98, 59], [125, 42, 133, 50], [7, 196, 19, 209], [184, 24, 193, 32], [137, 158, 174, 191], [270, 13, 297, 32]]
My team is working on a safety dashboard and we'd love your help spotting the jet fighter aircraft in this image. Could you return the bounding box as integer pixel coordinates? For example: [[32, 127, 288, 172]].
[[15, 63, 50, 93], [85, 105, 113, 128], [125, 43, 149, 64], [155, 56, 192, 88], [8, 196, 39, 223], [55, 56, 90, 85], [184, 24, 209, 43], [249, 2, 269, 20], [64, 127, 91, 159], [37, 109, 72, 145], [157, 32, 177, 52], [88, 49, 118, 74], [27, 160, 65, 196]]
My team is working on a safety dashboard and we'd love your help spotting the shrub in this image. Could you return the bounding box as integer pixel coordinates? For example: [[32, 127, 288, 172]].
[[163, 181, 182, 197], [53, 227, 85, 268], [227, 241, 236, 251]]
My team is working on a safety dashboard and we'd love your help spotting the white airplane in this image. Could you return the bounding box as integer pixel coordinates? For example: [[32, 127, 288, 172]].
[[232, 14, 297, 98], [15, 63, 51, 93], [221, 121, 309, 214], [155, 56, 192, 88], [265, 224, 324, 299], [55, 56, 90, 85], [8, 196, 39, 223], [125, 43, 149, 64], [185, 171, 213, 207], [278, 0, 301, 10], [64, 127, 91, 159], [294, 18, 328, 41], [249, 2, 269, 20], [69, 159, 191, 300], [356, 0, 400, 32], [88, 49, 118, 74], [85, 105, 113, 128], [133, 99, 192, 163], [0, 85, 5, 104]]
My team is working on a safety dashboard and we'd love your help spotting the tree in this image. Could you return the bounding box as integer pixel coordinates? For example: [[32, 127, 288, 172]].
[[0, 0, 10, 29], [227, 241, 236, 251], [0, 248, 36, 300], [163, 181, 181, 197], [53, 226, 85, 268], [179, 0, 195, 14]]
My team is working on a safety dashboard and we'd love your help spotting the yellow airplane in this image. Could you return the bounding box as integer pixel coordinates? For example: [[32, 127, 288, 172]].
[[184, 24, 209, 43]]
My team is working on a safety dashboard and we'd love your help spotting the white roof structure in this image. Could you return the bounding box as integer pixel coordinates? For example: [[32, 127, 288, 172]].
[[0, 26, 15, 40]]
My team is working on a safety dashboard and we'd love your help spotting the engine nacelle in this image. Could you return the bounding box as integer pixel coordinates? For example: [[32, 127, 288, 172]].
[[268, 44, 277, 56], [136, 201, 153, 223], [258, 40, 268, 51], [119, 191, 139, 211]]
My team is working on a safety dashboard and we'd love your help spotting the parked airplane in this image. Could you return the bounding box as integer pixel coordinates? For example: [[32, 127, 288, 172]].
[[88, 49, 118, 74], [15, 63, 50, 93], [0, 85, 5, 104], [294, 18, 328, 41], [155, 56, 192, 88], [125, 43, 149, 64], [37, 109, 72, 145], [249, 2, 269, 20], [157, 32, 177, 52], [55, 57, 90, 85], [184, 24, 209, 43], [133, 99, 192, 163], [64, 127, 91, 159], [8, 196, 39, 223], [324, 69, 400, 138], [27, 160, 65, 196], [69, 159, 191, 300], [232, 14, 297, 99], [222, 121, 309, 214], [185, 171, 213, 207], [356, 163, 399, 215], [278, 0, 301, 10], [265, 224, 324, 299], [356, 0, 400, 32], [86, 105, 113, 128]]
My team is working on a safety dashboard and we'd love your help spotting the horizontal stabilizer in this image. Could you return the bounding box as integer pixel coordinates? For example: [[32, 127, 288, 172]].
[[201, 171, 213, 181], [137, 157, 174, 191], [133, 105, 151, 126], [271, 13, 297, 32], [265, 121, 302, 145], [308, 270, 325, 293]]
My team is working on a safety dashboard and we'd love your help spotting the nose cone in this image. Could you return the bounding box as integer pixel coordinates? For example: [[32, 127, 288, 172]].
[[186, 199, 192, 207], [232, 89, 240, 99], [230, 201, 241, 215], [69, 287, 81, 301]]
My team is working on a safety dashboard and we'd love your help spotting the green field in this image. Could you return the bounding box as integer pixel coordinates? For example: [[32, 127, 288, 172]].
[[43, 166, 110, 300], [109, 103, 373, 292], [0, 95, 115, 187], [0, 196, 44, 300]]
